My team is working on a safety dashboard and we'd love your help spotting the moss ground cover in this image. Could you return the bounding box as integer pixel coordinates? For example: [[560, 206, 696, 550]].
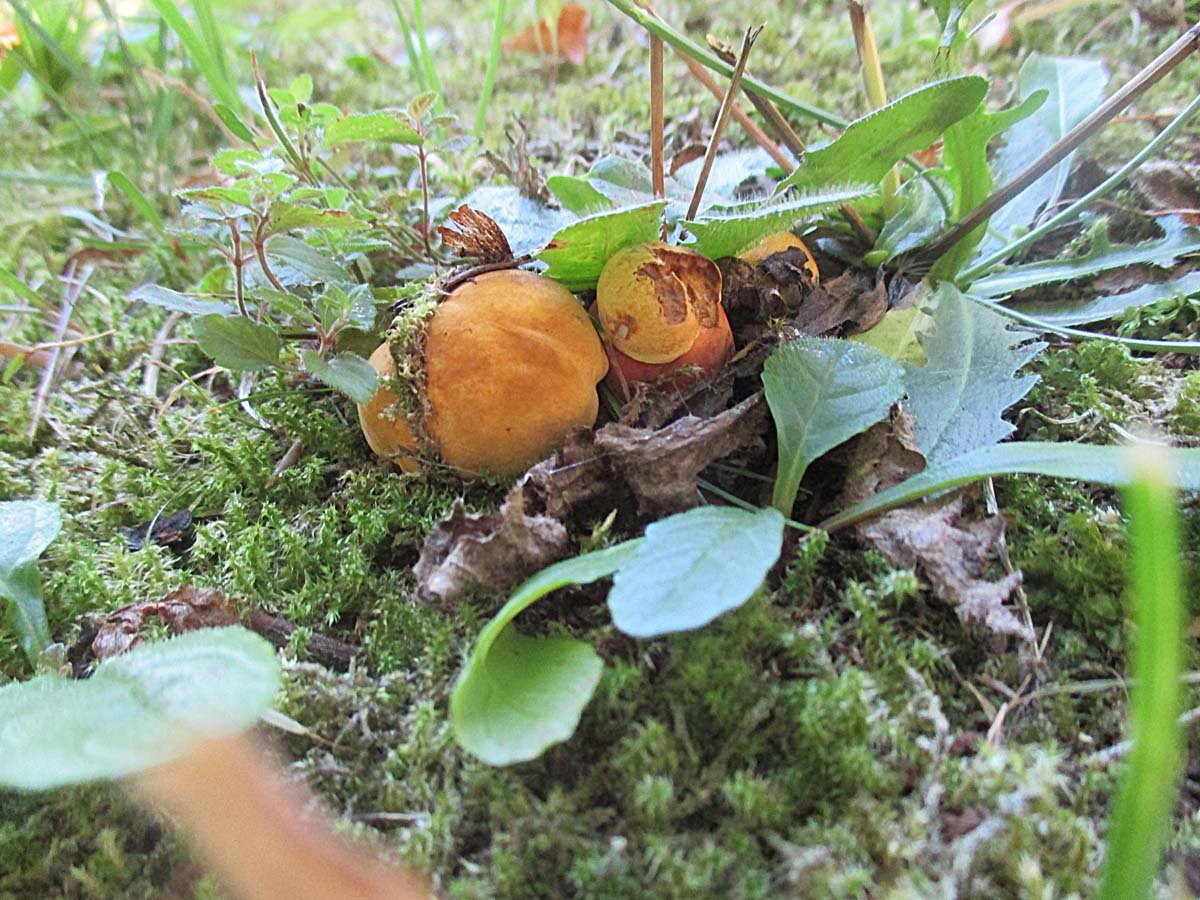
[[2, 0, 1200, 896]]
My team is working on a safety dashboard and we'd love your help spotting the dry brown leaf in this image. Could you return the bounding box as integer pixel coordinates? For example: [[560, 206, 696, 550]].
[[594, 393, 768, 516], [414, 396, 768, 604], [502, 4, 590, 65], [437, 205, 514, 262], [91, 586, 238, 661], [1133, 161, 1200, 225], [859, 495, 1029, 640]]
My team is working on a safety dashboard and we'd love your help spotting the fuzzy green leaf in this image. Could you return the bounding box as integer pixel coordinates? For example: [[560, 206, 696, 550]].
[[972, 217, 1200, 298], [193, 314, 281, 371], [324, 112, 421, 146], [1008, 272, 1200, 327], [905, 284, 1044, 465], [683, 184, 875, 259], [299, 350, 376, 403], [763, 338, 906, 515], [0, 500, 59, 666], [777, 76, 988, 193], [0, 627, 280, 790], [980, 56, 1109, 257], [822, 441, 1200, 532], [129, 284, 236, 317], [537, 201, 667, 290], [546, 175, 615, 215], [265, 203, 368, 235], [930, 89, 1048, 279], [607, 507, 785, 638], [265, 234, 353, 285], [452, 541, 641, 766], [852, 306, 935, 366], [872, 177, 946, 262]]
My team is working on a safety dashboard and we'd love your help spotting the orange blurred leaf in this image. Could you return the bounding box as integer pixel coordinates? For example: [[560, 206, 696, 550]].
[[0, 22, 19, 57], [502, 4, 590, 65]]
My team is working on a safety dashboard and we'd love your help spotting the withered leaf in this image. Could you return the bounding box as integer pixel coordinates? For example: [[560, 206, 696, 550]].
[[502, 3, 590, 65], [414, 492, 571, 606], [91, 586, 238, 661], [118, 509, 194, 552], [414, 397, 769, 605], [594, 393, 768, 516], [858, 495, 1029, 640], [437, 205, 514, 263], [1133, 161, 1200, 226]]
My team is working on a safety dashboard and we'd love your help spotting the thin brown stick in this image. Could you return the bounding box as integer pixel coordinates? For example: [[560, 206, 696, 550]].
[[923, 19, 1200, 263], [28, 261, 91, 438], [674, 50, 792, 170], [710, 36, 875, 246], [686, 25, 764, 221], [650, 35, 665, 200]]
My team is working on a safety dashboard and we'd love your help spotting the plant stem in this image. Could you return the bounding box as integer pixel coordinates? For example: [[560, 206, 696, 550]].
[[924, 19, 1200, 265], [473, 0, 508, 140], [961, 89, 1200, 283], [228, 220, 248, 318], [848, 2, 899, 217], [686, 25, 763, 221]]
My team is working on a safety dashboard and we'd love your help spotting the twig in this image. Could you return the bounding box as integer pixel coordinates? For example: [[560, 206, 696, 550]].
[[686, 25, 764, 221], [650, 35, 665, 200], [272, 438, 306, 477], [143, 312, 182, 399], [922, 19, 1200, 264], [708, 36, 875, 246], [673, 46, 792, 170], [247, 610, 362, 672], [228, 220, 249, 318]]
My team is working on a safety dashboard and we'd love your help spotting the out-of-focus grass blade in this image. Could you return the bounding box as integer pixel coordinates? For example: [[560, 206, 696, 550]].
[[1097, 443, 1186, 900], [146, 0, 242, 112], [106, 172, 166, 237]]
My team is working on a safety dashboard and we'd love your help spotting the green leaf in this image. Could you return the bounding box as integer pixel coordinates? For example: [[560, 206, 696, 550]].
[[0, 266, 44, 305], [193, 314, 281, 371], [930, 89, 1048, 279], [0, 627, 280, 790], [265, 234, 353, 285], [980, 56, 1110, 257], [971, 217, 1200, 298], [0, 500, 59, 666], [763, 338, 906, 514], [105, 172, 165, 236], [777, 76, 988, 193], [299, 350, 377, 403], [822, 441, 1200, 532], [928, 0, 975, 53], [264, 203, 368, 235], [452, 541, 640, 766], [608, 507, 785, 638], [129, 284, 236, 317], [682, 184, 875, 259], [905, 284, 1044, 465], [537, 201, 667, 291], [546, 175, 615, 215], [872, 177, 946, 262], [1008, 272, 1200, 327], [213, 103, 256, 142], [852, 305, 935, 365], [324, 112, 421, 146]]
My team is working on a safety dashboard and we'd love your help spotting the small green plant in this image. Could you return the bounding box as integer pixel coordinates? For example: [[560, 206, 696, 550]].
[[0, 500, 60, 668]]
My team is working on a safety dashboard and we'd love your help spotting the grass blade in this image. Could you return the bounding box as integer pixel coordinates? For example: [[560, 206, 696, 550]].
[[473, 0, 507, 140], [146, 0, 241, 112], [1097, 443, 1185, 900]]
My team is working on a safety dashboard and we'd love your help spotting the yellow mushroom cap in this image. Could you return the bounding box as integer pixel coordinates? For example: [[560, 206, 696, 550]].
[[596, 241, 721, 364], [740, 232, 820, 283]]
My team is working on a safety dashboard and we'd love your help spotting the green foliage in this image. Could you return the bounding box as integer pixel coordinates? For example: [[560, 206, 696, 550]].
[[452, 541, 638, 766], [1009, 271, 1200, 328], [980, 56, 1110, 258], [536, 201, 667, 290], [0, 500, 59, 666], [0, 628, 279, 790], [608, 507, 785, 637], [682, 184, 875, 259], [905, 285, 1044, 464], [146, 0, 240, 112], [192, 314, 282, 371], [1098, 447, 1185, 899], [299, 350, 377, 403], [824, 441, 1200, 531], [931, 89, 1048, 279], [971, 217, 1200, 298], [777, 76, 988, 194], [762, 338, 905, 515]]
